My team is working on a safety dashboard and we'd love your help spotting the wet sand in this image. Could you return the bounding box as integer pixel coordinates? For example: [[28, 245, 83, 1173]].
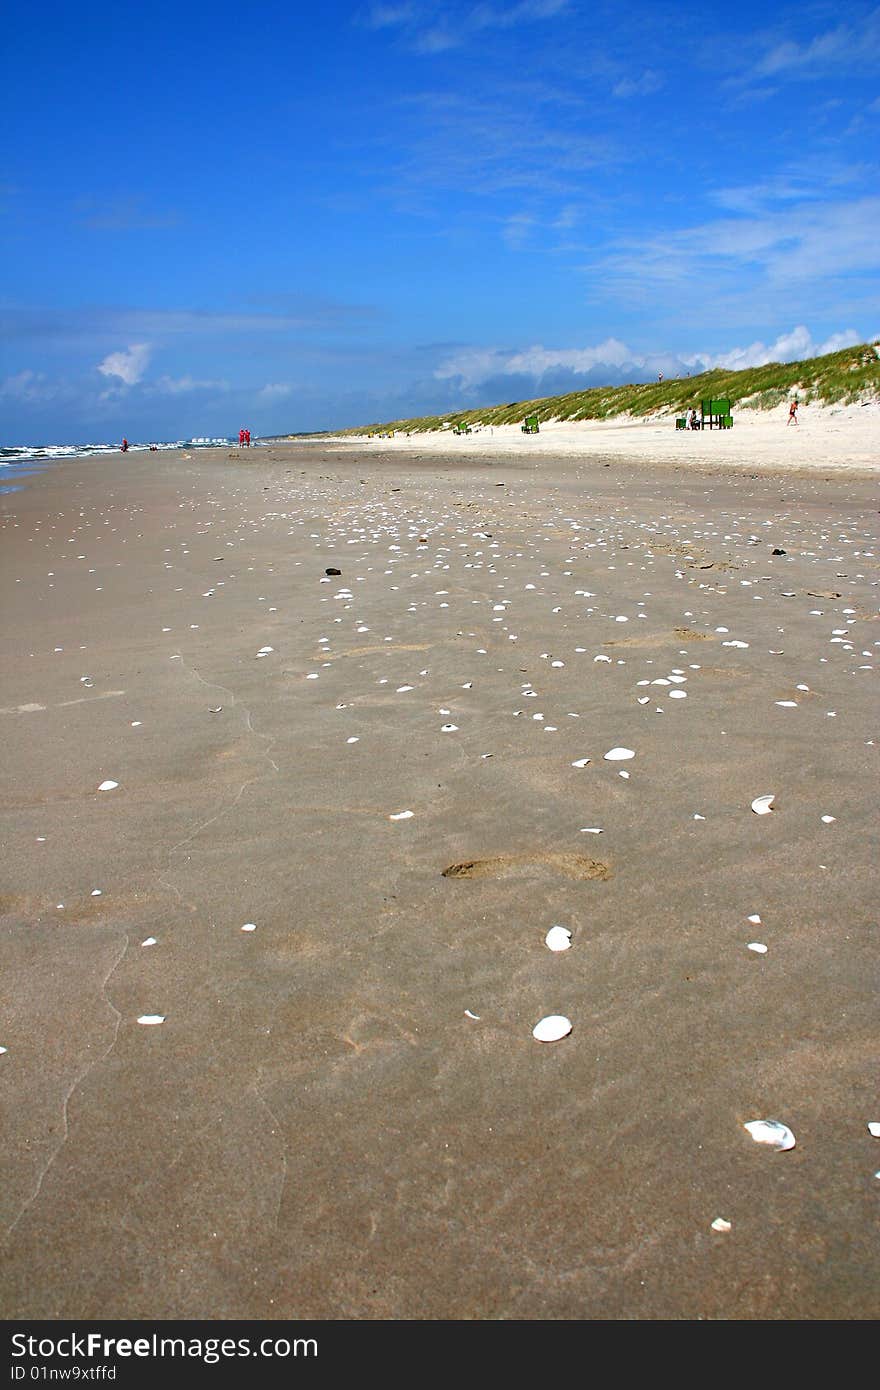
[[1, 442, 878, 1319]]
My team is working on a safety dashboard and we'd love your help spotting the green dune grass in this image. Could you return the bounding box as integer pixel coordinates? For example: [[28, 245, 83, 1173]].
[[317, 339, 879, 438]]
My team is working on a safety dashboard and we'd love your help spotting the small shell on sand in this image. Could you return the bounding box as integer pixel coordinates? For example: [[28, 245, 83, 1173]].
[[604, 747, 635, 761], [97, 780, 119, 791], [532, 1015, 572, 1042], [751, 794, 775, 815], [744, 1119, 795, 1150], [711, 1217, 732, 1233], [137, 1015, 166, 1026], [545, 926, 572, 952]]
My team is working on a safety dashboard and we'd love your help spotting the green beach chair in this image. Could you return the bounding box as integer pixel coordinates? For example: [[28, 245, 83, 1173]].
[[521, 415, 540, 434], [701, 397, 733, 430]]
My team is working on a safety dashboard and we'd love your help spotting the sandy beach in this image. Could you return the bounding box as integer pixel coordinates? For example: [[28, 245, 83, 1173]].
[[337, 399, 880, 475], [1, 434, 878, 1319]]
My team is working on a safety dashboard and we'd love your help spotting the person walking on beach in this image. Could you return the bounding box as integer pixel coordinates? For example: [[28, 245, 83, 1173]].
[[121, 437, 129, 452], [244, 428, 251, 447], [788, 399, 799, 426], [238, 428, 245, 447]]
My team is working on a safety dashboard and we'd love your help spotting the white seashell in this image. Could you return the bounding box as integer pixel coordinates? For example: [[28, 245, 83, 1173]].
[[604, 747, 635, 761], [694, 813, 705, 820], [821, 815, 836, 824], [91, 889, 102, 897], [571, 758, 591, 768], [637, 696, 650, 704], [751, 794, 775, 815], [209, 706, 222, 713], [389, 810, 413, 820], [619, 770, 630, 779], [141, 937, 156, 947], [464, 1009, 481, 1020], [722, 640, 749, 648], [747, 914, 762, 924], [775, 701, 797, 707], [868, 1122, 880, 1138], [594, 654, 611, 663], [747, 942, 768, 954], [532, 1015, 572, 1042], [744, 1119, 795, 1150], [347, 737, 359, 744], [397, 685, 414, 692], [97, 780, 118, 791], [669, 690, 687, 699], [545, 926, 572, 952], [137, 1015, 166, 1026], [711, 1217, 732, 1233], [241, 923, 257, 932], [441, 724, 459, 732], [580, 827, 603, 834]]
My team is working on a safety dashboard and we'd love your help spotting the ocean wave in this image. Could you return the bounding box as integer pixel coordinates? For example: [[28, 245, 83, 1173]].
[[0, 438, 235, 467]]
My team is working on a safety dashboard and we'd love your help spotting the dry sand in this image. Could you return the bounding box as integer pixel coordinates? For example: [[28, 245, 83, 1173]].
[[1, 436, 878, 1319], [338, 398, 880, 475]]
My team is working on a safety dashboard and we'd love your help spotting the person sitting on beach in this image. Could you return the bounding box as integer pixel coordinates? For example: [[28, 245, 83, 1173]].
[[788, 400, 799, 425]]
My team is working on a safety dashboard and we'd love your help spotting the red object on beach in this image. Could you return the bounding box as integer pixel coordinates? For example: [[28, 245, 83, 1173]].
[[239, 429, 245, 446], [121, 438, 129, 452], [244, 428, 251, 446]]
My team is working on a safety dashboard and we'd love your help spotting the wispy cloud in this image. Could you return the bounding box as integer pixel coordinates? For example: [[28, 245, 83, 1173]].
[[258, 382, 294, 399], [612, 69, 662, 99], [148, 375, 230, 395], [0, 370, 68, 402], [97, 343, 152, 385], [362, 0, 570, 53], [1, 301, 377, 347], [388, 90, 619, 199], [74, 196, 179, 231], [583, 189, 880, 322], [754, 8, 880, 79]]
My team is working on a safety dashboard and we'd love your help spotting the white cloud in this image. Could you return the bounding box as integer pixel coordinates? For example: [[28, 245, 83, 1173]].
[[0, 370, 69, 403], [437, 338, 644, 389], [754, 10, 880, 79], [682, 325, 863, 372], [435, 326, 870, 393], [97, 343, 151, 385], [150, 374, 229, 395], [612, 69, 663, 99], [258, 382, 294, 399]]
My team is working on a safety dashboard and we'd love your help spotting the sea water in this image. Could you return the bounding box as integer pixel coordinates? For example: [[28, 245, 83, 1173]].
[[0, 438, 236, 493]]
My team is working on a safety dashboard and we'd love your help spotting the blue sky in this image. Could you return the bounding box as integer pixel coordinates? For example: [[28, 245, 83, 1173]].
[[2, 0, 879, 442]]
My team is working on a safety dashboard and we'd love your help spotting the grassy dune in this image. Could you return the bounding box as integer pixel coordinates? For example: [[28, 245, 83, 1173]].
[[327, 339, 880, 437]]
